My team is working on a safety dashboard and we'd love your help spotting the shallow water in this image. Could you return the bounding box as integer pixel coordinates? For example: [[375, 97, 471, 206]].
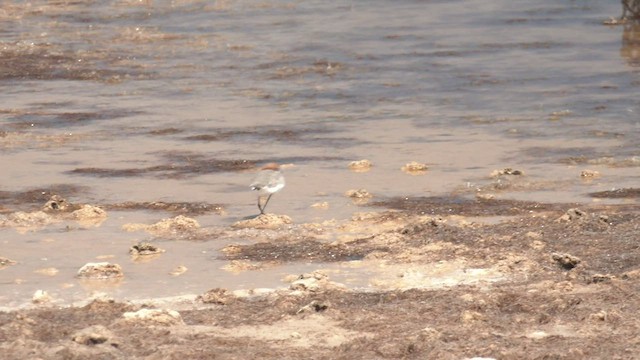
[[1, 0, 638, 307]]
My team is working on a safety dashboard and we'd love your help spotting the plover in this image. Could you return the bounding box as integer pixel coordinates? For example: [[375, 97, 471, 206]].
[[250, 163, 285, 215]]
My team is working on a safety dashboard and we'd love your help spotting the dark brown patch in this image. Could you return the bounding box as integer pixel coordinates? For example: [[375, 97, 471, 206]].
[[185, 134, 234, 141], [0, 108, 142, 132], [589, 188, 640, 199], [369, 196, 572, 216], [0, 42, 151, 82], [67, 158, 255, 178], [0, 184, 88, 211], [184, 128, 305, 142], [183, 126, 361, 149], [148, 128, 184, 136], [222, 239, 386, 263], [105, 201, 224, 216], [257, 59, 345, 80]]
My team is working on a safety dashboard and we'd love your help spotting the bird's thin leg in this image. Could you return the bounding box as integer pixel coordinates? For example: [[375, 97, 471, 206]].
[[261, 194, 273, 214], [257, 196, 264, 214]]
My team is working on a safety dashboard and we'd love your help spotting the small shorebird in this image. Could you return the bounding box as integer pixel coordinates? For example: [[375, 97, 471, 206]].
[[250, 163, 285, 215]]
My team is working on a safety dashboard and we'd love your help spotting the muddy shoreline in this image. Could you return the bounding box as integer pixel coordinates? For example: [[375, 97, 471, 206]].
[[2, 192, 639, 359], [2, 0, 639, 358]]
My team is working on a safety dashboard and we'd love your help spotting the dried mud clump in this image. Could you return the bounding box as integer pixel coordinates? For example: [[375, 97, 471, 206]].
[[123, 215, 201, 237], [72, 325, 118, 347], [346, 189, 372, 199], [310, 201, 329, 209], [552, 252, 582, 270], [296, 300, 330, 314], [286, 271, 346, 292], [129, 242, 165, 257], [557, 208, 611, 228], [558, 208, 588, 222], [398, 217, 445, 235], [31, 290, 53, 304], [580, 169, 600, 178], [1, 195, 109, 230], [121, 308, 184, 326], [490, 168, 524, 177], [232, 213, 292, 229], [69, 204, 108, 227], [401, 161, 429, 175], [70, 204, 107, 220], [42, 195, 73, 212], [77, 262, 124, 280], [169, 265, 188, 276], [198, 288, 235, 305], [149, 215, 200, 233], [348, 159, 372, 172], [2, 210, 56, 229], [590, 273, 616, 283], [0, 256, 17, 269]]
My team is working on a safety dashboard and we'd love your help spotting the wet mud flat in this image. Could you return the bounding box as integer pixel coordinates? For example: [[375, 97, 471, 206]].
[[2, 193, 640, 359]]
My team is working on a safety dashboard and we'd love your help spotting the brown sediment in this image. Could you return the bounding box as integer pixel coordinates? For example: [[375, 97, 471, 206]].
[[0, 108, 141, 129], [183, 127, 336, 142], [0, 42, 151, 83], [148, 128, 184, 136], [105, 201, 224, 216], [183, 126, 361, 149], [555, 154, 640, 168], [0, 185, 88, 210], [0, 131, 88, 149], [221, 239, 385, 263], [67, 158, 256, 178], [264, 59, 345, 80], [588, 187, 640, 198], [466, 178, 575, 194], [368, 195, 573, 216]]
